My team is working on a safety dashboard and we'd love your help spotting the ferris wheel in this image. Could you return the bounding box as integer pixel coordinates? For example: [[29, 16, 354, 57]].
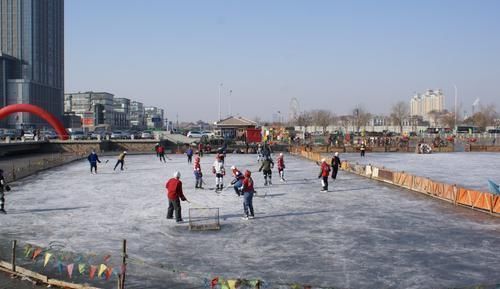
[[289, 97, 300, 122]]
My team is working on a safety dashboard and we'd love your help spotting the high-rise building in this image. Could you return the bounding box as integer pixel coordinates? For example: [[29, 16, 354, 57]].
[[0, 0, 64, 128], [113, 98, 130, 129], [145, 106, 164, 129], [64, 92, 114, 129], [410, 89, 445, 121], [129, 101, 145, 129]]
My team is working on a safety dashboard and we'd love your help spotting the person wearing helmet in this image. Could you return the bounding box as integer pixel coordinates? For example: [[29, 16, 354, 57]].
[[87, 149, 101, 174], [154, 143, 160, 158], [258, 155, 274, 186], [256, 144, 263, 162], [212, 155, 226, 191], [230, 166, 245, 196], [0, 169, 11, 214], [157, 144, 166, 163], [166, 171, 188, 223], [360, 141, 366, 157], [240, 170, 255, 220], [114, 151, 127, 171], [193, 155, 203, 189], [277, 152, 286, 182], [186, 146, 194, 164], [318, 158, 331, 192], [331, 152, 341, 180]]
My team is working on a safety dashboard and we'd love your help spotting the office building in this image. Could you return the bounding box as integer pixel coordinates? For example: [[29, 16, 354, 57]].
[[145, 106, 164, 129], [410, 89, 445, 121], [0, 0, 64, 128]]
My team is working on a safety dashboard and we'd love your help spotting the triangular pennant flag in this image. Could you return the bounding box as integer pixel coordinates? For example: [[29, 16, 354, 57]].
[[105, 267, 113, 280], [67, 263, 74, 279], [78, 263, 86, 275], [43, 253, 52, 267], [103, 254, 111, 263], [249, 280, 259, 287], [89, 265, 97, 280], [227, 280, 237, 289], [98, 264, 107, 278], [211, 277, 219, 288], [32, 248, 42, 260], [57, 261, 63, 274], [24, 245, 32, 257], [25, 247, 33, 258], [220, 281, 229, 289]]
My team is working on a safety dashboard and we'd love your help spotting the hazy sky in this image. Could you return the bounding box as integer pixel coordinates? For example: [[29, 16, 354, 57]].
[[65, 0, 500, 122]]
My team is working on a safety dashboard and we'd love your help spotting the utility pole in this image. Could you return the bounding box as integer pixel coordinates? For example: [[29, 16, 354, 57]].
[[228, 89, 232, 117], [453, 84, 458, 131], [218, 83, 223, 121]]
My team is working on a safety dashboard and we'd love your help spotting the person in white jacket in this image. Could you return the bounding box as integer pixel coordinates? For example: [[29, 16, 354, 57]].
[[212, 155, 226, 191]]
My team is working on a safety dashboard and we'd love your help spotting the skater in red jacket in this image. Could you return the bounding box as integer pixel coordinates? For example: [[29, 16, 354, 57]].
[[166, 171, 188, 222], [277, 153, 286, 182], [318, 158, 331, 192]]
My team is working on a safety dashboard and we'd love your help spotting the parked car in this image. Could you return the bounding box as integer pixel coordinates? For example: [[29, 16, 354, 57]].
[[141, 131, 154, 139], [23, 131, 35, 140], [111, 131, 123, 139], [487, 128, 500, 134], [202, 131, 215, 138], [121, 131, 131, 139], [187, 131, 203, 138], [42, 130, 58, 139], [3, 129, 19, 140], [70, 131, 86, 140]]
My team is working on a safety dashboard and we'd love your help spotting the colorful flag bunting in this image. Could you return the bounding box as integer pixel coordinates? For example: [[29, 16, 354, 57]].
[[98, 264, 107, 278], [89, 265, 97, 280], [32, 248, 42, 260], [105, 267, 113, 280], [67, 263, 74, 279], [227, 280, 237, 289], [43, 253, 52, 267], [78, 263, 86, 275]]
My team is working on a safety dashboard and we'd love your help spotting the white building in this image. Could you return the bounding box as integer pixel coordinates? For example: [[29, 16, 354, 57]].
[[410, 89, 445, 121]]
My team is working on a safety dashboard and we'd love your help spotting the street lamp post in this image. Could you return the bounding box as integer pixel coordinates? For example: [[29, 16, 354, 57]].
[[218, 83, 223, 121]]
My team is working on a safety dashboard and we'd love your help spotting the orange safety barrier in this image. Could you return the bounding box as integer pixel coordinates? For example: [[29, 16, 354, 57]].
[[290, 147, 499, 217]]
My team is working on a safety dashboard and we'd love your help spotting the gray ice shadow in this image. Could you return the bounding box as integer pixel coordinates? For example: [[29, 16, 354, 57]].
[[7, 206, 90, 214], [329, 186, 372, 193], [222, 210, 330, 221]]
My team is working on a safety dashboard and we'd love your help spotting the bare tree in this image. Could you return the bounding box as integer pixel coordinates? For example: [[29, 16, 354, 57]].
[[390, 101, 409, 133], [427, 110, 441, 127], [439, 110, 457, 129], [311, 109, 333, 134], [296, 111, 313, 129], [352, 105, 371, 133], [469, 104, 498, 131], [338, 115, 352, 135]]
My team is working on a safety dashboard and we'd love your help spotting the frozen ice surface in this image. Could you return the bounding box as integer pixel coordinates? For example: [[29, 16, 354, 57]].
[[330, 152, 500, 191], [1, 153, 500, 289]]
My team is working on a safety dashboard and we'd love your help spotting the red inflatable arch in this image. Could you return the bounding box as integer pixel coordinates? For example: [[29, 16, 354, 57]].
[[0, 104, 69, 140]]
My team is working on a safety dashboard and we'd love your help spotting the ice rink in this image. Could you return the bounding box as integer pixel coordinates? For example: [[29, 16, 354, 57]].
[[332, 152, 500, 191], [1, 153, 500, 289]]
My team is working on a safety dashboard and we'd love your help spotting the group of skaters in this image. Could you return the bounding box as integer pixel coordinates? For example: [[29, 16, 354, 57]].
[[86, 150, 128, 173], [162, 143, 287, 222], [318, 152, 341, 192]]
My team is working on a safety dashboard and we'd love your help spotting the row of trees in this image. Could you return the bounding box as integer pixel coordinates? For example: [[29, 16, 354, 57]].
[[291, 102, 499, 133]]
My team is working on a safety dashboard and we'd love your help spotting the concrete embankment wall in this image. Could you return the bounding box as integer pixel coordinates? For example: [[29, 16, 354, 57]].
[[290, 146, 500, 217]]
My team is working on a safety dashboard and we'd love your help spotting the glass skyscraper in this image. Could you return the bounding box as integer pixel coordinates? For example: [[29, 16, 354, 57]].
[[0, 0, 64, 128]]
